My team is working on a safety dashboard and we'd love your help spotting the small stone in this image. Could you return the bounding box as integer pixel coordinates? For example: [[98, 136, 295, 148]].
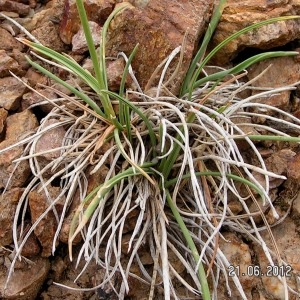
[[72, 21, 102, 54], [255, 216, 299, 299], [22, 89, 57, 113], [106, 58, 133, 91], [0, 28, 24, 52], [0, 0, 30, 17], [219, 232, 255, 294], [211, 0, 300, 64], [59, 0, 115, 44], [0, 108, 8, 135], [247, 56, 300, 110], [0, 257, 50, 300], [20, 231, 41, 258], [0, 140, 31, 189], [29, 185, 65, 257], [31, 20, 66, 52], [5, 109, 39, 141], [0, 76, 27, 110], [0, 188, 23, 246], [0, 50, 20, 78], [287, 152, 300, 180], [0, 109, 38, 188], [35, 119, 66, 160]]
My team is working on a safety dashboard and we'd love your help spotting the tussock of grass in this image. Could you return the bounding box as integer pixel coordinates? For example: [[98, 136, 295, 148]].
[[1, 1, 300, 299]]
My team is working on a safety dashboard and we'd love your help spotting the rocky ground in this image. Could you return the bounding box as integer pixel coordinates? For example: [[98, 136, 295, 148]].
[[0, 0, 300, 299]]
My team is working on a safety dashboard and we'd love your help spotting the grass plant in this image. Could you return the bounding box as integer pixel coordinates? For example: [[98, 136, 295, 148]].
[[1, 0, 300, 299]]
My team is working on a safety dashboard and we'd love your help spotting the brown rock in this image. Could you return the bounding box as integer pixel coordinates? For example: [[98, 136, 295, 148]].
[[0, 257, 50, 300], [50, 256, 67, 281], [25, 67, 48, 87], [106, 58, 132, 91], [0, 109, 38, 189], [21, 0, 66, 51], [0, 107, 7, 135], [211, 0, 300, 64], [0, 50, 20, 78], [0, 188, 23, 246], [19, 229, 41, 258], [106, 0, 213, 94], [35, 119, 66, 160], [59, 0, 115, 44], [72, 21, 102, 54], [10, 49, 30, 72], [39, 279, 84, 299], [22, 0, 63, 30], [219, 232, 255, 298], [287, 152, 300, 180], [252, 149, 295, 195], [0, 76, 27, 111], [247, 56, 300, 110], [0, 27, 23, 52], [249, 54, 300, 88], [5, 109, 39, 141], [0, 0, 30, 16], [255, 216, 299, 299], [0, 140, 31, 189], [22, 89, 58, 113], [29, 185, 65, 257], [31, 20, 66, 52]]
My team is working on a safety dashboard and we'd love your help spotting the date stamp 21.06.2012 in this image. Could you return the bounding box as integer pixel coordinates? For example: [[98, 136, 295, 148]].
[[228, 265, 292, 278]]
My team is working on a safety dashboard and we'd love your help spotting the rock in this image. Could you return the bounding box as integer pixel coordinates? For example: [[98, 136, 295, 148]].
[[49, 256, 67, 282], [28, 185, 65, 257], [106, 57, 132, 91], [24, 67, 48, 87], [22, 0, 66, 52], [22, 89, 58, 113], [10, 49, 30, 72], [247, 55, 300, 110], [211, 0, 300, 65], [79, 57, 132, 91], [106, 0, 214, 94], [0, 0, 30, 17], [263, 149, 296, 190], [19, 227, 41, 258], [59, 0, 115, 44], [0, 109, 38, 189], [35, 119, 66, 160], [31, 20, 66, 52], [0, 50, 20, 78], [0, 257, 50, 300], [255, 216, 299, 299], [22, 68, 57, 112], [0, 140, 31, 189], [0, 27, 23, 53], [0, 188, 23, 246], [0, 76, 27, 111], [40, 279, 84, 299], [0, 107, 8, 135], [22, 0, 63, 30], [218, 232, 255, 299], [72, 21, 102, 54], [5, 109, 39, 141], [287, 152, 300, 180]]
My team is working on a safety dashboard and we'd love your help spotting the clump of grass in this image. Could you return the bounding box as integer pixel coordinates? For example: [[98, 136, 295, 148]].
[[1, 1, 300, 299]]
